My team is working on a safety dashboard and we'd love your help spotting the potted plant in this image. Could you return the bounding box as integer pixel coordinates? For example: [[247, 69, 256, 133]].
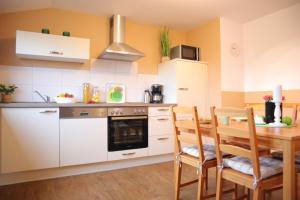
[[263, 95, 284, 123], [0, 84, 17, 103], [160, 27, 171, 62]]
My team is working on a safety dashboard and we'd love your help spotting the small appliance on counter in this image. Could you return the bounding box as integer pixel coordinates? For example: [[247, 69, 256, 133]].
[[144, 89, 151, 103], [150, 84, 163, 103], [171, 45, 200, 61]]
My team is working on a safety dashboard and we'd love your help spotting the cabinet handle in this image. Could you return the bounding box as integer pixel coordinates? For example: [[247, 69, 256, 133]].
[[157, 118, 169, 121], [157, 108, 169, 111], [178, 88, 189, 91], [49, 51, 63, 55], [157, 137, 169, 140], [39, 110, 57, 113], [122, 152, 136, 156]]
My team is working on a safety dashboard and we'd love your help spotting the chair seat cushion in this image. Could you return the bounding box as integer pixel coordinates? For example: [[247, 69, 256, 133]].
[[182, 144, 219, 161], [223, 156, 283, 179], [272, 151, 300, 164]]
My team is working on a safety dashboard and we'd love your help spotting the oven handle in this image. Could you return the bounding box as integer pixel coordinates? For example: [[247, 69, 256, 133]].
[[111, 116, 148, 120], [122, 152, 136, 156]]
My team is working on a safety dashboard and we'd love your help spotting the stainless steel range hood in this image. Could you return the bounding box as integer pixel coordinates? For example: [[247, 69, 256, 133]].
[[99, 14, 144, 62]]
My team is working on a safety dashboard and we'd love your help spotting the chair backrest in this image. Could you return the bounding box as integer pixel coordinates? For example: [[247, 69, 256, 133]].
[[210, 107, 261, 179], [171, 106, 205, 163]]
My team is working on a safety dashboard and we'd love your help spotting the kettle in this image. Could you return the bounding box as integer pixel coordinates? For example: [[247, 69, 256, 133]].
[[144, 90, 151, 103]]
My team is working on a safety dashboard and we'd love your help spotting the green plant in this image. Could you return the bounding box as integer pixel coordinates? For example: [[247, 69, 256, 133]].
[[160, 27, 171, 57], [0, 84, 18, 95]]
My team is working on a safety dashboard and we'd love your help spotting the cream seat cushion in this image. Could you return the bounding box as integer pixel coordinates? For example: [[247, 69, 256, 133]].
[[182, 144, 218, 161], [223, 156, 283, 179]]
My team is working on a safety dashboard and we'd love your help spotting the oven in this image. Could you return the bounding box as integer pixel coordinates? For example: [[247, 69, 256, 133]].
[[108, 107, 148, 151]]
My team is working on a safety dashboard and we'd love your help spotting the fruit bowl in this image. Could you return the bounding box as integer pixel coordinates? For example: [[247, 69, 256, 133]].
[[55, 93, 76, 104], [55, 97, 76, 104]]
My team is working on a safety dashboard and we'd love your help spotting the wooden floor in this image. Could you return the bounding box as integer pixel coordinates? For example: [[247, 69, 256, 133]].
[[0, 162, 286, 200]]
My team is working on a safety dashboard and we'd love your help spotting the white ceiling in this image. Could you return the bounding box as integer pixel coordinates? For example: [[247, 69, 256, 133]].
[[0, 0, 299, 30]]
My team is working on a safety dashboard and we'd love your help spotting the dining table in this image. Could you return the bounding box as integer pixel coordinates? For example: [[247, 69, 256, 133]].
[[199, 122, 300, 200]]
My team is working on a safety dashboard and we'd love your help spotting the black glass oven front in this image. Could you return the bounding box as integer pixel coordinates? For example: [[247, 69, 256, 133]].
[[108, 115, 148, 151]]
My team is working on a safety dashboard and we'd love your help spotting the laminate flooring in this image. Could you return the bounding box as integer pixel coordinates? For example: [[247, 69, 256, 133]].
[[0, 162, 287, 200]]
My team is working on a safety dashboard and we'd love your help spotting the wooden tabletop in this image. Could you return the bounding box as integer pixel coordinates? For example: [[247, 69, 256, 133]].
[[200, 122, 300, 141]]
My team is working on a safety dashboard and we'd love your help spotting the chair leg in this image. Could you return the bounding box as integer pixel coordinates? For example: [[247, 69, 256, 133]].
[[204, 168, 208, 191], [216, 170, 223, 200], [174, 162, 182, 200], [232, 184, 238, 199], [197, 171, 205, 200], [253, 187, 261, 200], [244, 187, 250, 200], [296, 173, 298, 200]]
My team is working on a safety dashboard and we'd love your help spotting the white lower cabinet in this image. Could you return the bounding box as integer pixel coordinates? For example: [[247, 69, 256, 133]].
[[149, 135, 174, 156], [148, 107, 174, 156], [149, 116, 173, 135], [108, 148, 148, 161], [0, 108, 59, 173], [60, 118, 108, 167]]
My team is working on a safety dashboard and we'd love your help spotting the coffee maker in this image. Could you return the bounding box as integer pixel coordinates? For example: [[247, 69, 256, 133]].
[[150, 84, 163, 103]]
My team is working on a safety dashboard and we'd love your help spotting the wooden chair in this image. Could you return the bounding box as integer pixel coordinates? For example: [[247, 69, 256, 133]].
[[211, 107, 283, 200], [171, 106, 234, 200]]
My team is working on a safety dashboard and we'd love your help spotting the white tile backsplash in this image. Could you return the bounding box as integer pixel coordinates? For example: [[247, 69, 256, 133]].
[[13, 85, 33, 102], [61, 69, 90, 87], [6, 66, 33, 85], [0, 59, 158, 102], [33, 68, 62, 86]]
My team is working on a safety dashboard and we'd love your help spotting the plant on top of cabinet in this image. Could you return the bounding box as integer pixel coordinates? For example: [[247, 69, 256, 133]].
[[160, 27, 171, 63], [0, 84, 17, 103]]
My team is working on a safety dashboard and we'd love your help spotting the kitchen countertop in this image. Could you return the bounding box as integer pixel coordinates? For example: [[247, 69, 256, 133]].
[[0, 102, 176, 108]]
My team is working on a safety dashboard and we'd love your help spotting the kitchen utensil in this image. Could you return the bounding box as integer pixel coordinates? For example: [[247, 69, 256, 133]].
[[144, 90, 151, 103]]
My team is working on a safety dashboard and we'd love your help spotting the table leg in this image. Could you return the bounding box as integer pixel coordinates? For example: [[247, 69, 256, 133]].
[[283, 140, 296, 200]]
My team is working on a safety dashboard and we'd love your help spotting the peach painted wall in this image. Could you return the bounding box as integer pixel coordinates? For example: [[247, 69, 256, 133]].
[[243, 3, 300, 92], [186, 18, 222, 107], [243, 3, 300, 104], [0, 8, 186, 74]]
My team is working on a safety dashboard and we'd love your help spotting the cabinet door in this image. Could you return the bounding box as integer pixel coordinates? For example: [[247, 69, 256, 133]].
[[60, 118, 107, 166], [149, 134, 174, 156], [1, 108, 59, 173], [176, 62, 208, 116], [149, 116, 173, 136], [16, 30, 90, 63]]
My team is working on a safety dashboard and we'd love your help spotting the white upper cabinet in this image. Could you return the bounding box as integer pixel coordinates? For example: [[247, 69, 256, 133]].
[[16, 30, 90, 63]]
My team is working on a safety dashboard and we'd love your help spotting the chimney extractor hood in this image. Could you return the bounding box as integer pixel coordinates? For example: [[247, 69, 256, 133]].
[[99, 14, 144, 62]]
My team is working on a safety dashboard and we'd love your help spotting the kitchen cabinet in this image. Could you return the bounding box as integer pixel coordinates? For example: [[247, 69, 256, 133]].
[[16, 30, 90, 63], [158, 59, 208, 117], [108, 148, 148, 161], [148, 107, 174, 156], [0, 108, 59, 173], [60, 118, 108, 166]]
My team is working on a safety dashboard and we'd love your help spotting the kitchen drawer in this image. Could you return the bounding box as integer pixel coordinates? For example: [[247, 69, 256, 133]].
[[149, 134, 174, 156], [149, 107, 171, 116], [108, 148, 148, 161], [149, 116, 173, 136]]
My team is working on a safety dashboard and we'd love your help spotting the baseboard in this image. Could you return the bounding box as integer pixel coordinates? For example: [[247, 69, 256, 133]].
[[0, 154, 173, 186]]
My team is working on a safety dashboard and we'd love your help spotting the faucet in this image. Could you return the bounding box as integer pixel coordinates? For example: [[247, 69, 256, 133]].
[[34, 90, 51, 103]]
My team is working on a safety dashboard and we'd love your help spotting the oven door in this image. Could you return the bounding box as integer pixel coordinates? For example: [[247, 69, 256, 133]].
[[108, 116, 148, 151]]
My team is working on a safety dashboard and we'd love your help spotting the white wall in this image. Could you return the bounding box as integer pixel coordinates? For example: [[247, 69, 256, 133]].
[[244, 3, 300, 92], [220, 18, 244, 91], [0, 59, 158, 102]]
